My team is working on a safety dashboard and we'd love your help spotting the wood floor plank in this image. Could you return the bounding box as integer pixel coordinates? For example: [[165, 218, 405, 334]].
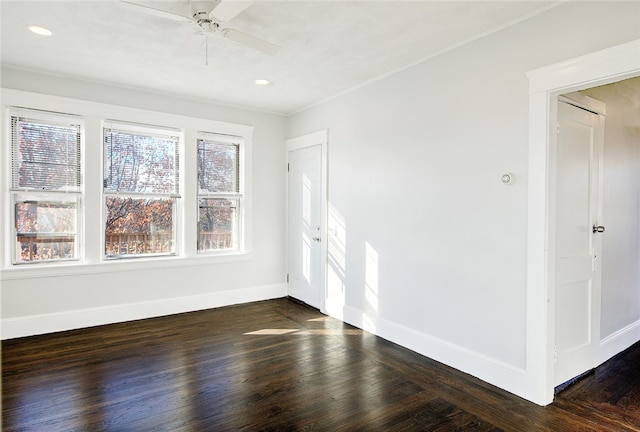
[[4, 298, 640, 431]]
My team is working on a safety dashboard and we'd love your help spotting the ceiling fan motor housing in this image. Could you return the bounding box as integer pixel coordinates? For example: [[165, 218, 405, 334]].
[[191, 1, 218, 18]]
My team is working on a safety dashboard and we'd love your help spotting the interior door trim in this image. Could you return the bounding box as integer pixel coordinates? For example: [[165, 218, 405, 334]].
[[527, 39, 640, 405]]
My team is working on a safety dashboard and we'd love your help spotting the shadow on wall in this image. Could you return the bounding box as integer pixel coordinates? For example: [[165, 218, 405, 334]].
[[326, 202, 382, 335], [327, 203, 347, 320], [364, 241, 380, 332]]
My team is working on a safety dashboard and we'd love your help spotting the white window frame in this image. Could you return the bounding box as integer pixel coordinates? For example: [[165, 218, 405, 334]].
[[196, 131, 244, 254], [8, 107, 84, 265], [102, 120, 182, 260], [1, 88, 254, 278]]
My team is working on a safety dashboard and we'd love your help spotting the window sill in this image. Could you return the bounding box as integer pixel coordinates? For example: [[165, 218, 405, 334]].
[[0, 252, 254, 281]]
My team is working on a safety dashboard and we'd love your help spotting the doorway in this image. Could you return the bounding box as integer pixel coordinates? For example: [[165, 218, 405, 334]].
[[286, 130, 328, 310], [526, 39, 640, 405]]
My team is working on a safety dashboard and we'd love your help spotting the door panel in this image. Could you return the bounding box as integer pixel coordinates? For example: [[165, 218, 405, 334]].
[[556, 280, 591, 350], [554, 100, 603, 386], [556, 118, 592, 259], [288, 145, 322, 308]]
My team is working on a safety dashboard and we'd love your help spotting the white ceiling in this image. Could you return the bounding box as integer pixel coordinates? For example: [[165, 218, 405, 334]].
[[1, 0, 558, 115]]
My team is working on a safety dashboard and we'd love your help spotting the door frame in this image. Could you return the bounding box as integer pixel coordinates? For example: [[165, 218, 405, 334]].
[[526, 39, 640, 405], [285, 130, 329, 313]]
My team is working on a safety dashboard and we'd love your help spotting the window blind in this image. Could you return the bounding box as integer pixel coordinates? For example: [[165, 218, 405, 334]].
[[103, 126, 180, 196], [197, 132, 241, 195], [11, 111, 82, 192]]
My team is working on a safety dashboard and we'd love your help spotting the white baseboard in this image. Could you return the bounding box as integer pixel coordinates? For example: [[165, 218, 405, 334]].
[[598, 319, 640, 365], [2, 283, 287, 340], [341, 305, 532, 402]]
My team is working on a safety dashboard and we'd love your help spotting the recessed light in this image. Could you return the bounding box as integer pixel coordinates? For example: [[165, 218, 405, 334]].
[[254, 79, 271, 86], [27, 25, 52, 36]]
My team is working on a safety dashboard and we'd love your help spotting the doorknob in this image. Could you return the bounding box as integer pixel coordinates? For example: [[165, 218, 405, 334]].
[[592, 225, 605, 233], [312, 237, 321, 242]]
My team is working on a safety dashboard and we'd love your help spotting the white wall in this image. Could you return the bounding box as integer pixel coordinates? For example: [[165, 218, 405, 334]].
[[287, 1, 640, 403], [1, 68, 287, 337], [581, 78, 640, 343]]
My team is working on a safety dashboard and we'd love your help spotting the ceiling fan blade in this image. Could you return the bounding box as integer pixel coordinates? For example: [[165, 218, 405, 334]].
[[210, 0, 254, 23], [221, 28, 280, 55], [119, 1, 192, 22]]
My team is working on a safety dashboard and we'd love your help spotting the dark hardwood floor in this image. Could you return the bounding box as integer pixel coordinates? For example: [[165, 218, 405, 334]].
[[3, 298, 640, 431]]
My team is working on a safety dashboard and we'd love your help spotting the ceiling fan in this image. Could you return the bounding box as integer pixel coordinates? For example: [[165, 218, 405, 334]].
[[120, 0, 280, 57]]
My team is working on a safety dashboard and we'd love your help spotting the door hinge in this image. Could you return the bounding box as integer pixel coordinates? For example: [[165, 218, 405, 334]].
[[554, 345, 558, 362], [287, 163, 290, 172], [286, 273, 289, 283]]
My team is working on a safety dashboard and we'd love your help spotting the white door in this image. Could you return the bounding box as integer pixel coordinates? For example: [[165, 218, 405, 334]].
[[554, 100, 604, 386], [287, 144, 323, 308]]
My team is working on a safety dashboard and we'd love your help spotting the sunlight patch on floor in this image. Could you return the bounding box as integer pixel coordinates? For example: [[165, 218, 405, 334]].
[[244, 328, 362, 336], [244, 329, 300, 335]]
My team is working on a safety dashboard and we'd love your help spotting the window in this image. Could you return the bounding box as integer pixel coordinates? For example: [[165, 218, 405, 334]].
[[197, 132, 242, 253], [103, 121, 180, 258], [10, 108, 82, 264], [3, 90, 253, 271]]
